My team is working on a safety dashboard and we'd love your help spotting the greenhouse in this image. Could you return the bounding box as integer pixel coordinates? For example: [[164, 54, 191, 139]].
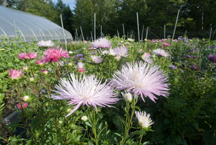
[[0, 6, 73, 42]]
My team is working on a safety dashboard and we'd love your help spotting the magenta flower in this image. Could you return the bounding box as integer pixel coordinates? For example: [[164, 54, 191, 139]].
[[8, 69, 23, 79], [18, 52, 37, 59], [90, 38, 112, 49], [110, 62, 169, 102], [42, 46, 69, 63], [17, 103, 28, 109], [51, 74, 119, 117]]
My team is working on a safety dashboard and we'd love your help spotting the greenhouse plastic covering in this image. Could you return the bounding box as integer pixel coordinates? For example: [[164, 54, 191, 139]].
[[0, 6, 73, 42]]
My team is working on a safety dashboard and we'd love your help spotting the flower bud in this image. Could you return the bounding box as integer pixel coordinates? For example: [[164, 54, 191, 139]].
[[30, 78, 34, 81], [23, 66, 28, 70], [81, 116, 88, 121], [121, 92, 132, 102]]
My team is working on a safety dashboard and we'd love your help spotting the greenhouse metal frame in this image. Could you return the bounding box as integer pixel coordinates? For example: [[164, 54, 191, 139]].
[[0, 6, 73, 42]]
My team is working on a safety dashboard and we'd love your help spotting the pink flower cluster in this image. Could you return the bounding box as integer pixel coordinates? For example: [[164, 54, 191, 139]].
[[17, 103, 28, 109], [42, 46, 69, 63], [8, 69, 23, 79], [18, 52, 37, 59]]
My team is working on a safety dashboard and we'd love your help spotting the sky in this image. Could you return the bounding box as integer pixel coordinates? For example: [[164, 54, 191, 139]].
[[52, 0, 76, 10]]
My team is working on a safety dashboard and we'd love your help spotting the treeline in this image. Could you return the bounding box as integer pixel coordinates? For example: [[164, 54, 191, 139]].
[[1, 0, 216, 39]]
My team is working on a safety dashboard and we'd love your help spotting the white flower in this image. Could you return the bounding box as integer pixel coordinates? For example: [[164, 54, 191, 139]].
[[128, 38, 134, 42], [30, 78, 34, 82], [91, 55, 103, 63], [68, 51, 73, 54], [81, 116, 88, 121], [68, 62, 73, 66], [23, 96, 30, 101], [135, 111, 154, 129], [152, 49, 169, 58], [75, 62, 84, 68], [37, 40, 54, 47], [121, 92, 132, 102]]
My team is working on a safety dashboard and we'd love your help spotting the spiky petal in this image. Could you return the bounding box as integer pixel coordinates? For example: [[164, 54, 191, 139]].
[[90, 38, 112, 49], [135, 111, 154, 129], [51, 74, 119, 117], [110, 62, 169, 102], [42, 46, 69, 63]]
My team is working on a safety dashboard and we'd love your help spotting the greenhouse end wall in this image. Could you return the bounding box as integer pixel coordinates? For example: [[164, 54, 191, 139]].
[[0, 6, 73, 42]]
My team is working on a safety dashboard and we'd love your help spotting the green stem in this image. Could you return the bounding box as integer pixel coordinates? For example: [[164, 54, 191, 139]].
[[121, 97, 136, 145], [139, 134, 144, 145], [16, 84, 28, 138], [88, 108, 98, 145]]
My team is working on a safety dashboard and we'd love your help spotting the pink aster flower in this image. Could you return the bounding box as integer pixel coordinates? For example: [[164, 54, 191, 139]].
[[141, 52, 152, 64], [17, 103, 28, 109], [18, 52, 37, 59], [135, 111, 154, 129], [35, 60, 45, 65], [152, 49, 169, 58], [42, 46, 69, 63], [113, 46, 128, 60], [90, 38, 112, 49], [51, 74, 119, 117], [41, 69, 48, 74], [8, 69, 23, 79], [91, 55, 103, 63], [162, 42, 170, 47], [18, 52, 28, 59], [76, 62, 85, 73], [110, 62, 169, 102], [26, 52, 37, 59]]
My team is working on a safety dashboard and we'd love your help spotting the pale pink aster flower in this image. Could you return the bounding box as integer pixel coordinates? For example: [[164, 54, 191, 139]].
[[27, 52, 37, 59], [35, 60, 45, 65], [51, 74, 119, 117], [152, 49, 169, 58], [41, 69, 48, 74], [90, 38, 112, 49], [17, 103, 28, 109], [110, 62, 169, 102], [23, 66, 28, 70], [42, 46, 69, 63], [8, 69, 23, 79], [135, 111, 154, 129], [162, 42, 170, 47], [18, 52, 37, 59], [141, 53, 153, 64], [113, 46, 128, 59], [37, 40, 54, 47], [18, 52, 28, 59], [75, 62, 85, 73], [91, 55, 103, 63]]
